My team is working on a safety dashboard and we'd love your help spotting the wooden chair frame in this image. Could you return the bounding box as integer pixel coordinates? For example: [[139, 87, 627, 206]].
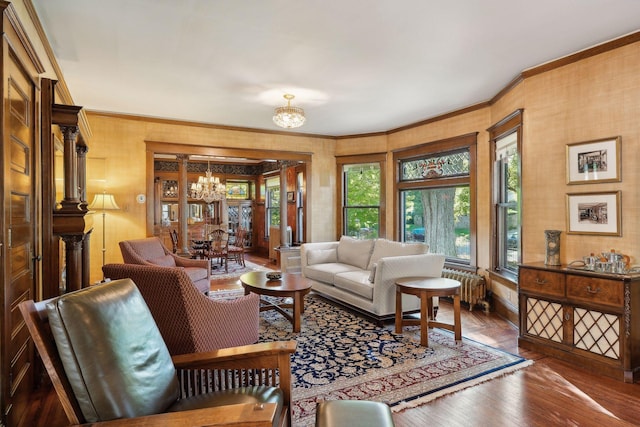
[[228, 227, 247, 267], [19, 299, 296, 427]]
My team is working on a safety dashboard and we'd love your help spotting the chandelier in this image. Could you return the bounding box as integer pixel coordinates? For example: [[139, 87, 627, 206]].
[[190, 162, 226, 203], [273, 93, 306, 129]]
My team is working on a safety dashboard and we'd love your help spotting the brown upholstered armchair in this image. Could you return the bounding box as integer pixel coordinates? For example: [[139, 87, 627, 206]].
[[119, 237, 211, 294], [102, 263, 260, 355], [19, 279, 295, 427]]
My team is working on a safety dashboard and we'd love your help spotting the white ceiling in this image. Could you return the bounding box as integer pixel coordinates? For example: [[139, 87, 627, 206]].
[[31, 0, 640, 137]]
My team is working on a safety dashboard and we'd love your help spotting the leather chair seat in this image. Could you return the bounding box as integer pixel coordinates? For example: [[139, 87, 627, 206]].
[[316, 400, 395, 427]]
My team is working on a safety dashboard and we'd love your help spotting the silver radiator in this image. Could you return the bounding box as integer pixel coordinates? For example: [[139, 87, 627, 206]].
[[441, 267, 489, 313]]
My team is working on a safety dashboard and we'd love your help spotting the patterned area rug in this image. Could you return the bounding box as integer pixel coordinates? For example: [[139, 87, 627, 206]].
[[211, 291, 532, 426], [209, 259, 271, 280]]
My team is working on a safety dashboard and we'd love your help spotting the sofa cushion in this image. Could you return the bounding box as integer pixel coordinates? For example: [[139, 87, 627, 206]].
[[336, 236, 374, 269], [367, 239, 429, 270], [304, 263, 362, 284], [150, 254, 177, 267], [307, 248, 338, 265], [334, 271, 374, 300]]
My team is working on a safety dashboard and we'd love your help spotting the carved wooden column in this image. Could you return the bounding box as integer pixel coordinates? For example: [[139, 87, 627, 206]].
[[77, 141, 88, 207], [61, 125, 80, 205], [177, 155, 191, 256], [77, 142, 92, 285], [62, 235, 84, 291], [52, 105, 93, 292]]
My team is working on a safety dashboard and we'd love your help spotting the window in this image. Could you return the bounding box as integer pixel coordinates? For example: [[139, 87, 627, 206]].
[[226, 181, 251, 200], [265, 176, 280, 236], [394, 134, 477, 266], [296, 171, 304, 243], [400, 186, 470, 260], [489, 110, 523, 277], [342, 163, 380, 239]]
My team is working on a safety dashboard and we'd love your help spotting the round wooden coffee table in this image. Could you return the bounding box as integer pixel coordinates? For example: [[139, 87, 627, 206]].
[[395, 276, 462, 347], [240, 271, 312, 332]]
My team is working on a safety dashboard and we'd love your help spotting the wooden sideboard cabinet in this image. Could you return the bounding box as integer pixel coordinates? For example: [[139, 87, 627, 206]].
[[518, 263, 640, 382]]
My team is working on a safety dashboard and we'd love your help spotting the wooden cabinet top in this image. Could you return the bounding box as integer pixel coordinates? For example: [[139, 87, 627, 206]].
[[519, 262, 640, 283]]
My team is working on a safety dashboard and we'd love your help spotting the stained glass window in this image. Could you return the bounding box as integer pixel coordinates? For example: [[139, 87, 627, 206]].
[[400, 150, 470, 181]]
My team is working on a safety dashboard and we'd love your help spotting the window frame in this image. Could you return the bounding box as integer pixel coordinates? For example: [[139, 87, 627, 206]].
[[488, 110, 523, 280], [336, 154, 386, 240], [393, 133, 477, 268], [264, 175, 280, 237]]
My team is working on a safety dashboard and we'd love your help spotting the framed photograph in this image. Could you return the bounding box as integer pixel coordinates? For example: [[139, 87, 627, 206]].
[[566, 191, 621, 236], [287, 191, 295, 203], [566, 136, 621, 184]]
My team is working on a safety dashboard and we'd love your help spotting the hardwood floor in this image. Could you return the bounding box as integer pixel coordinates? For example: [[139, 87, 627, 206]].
[[18, 253, 640, 427]]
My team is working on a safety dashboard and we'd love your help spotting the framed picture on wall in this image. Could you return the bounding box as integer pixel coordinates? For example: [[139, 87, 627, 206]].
[[287, 191, 295, 203], [566, 191, 621, 236], [566, 136, 621, 184]]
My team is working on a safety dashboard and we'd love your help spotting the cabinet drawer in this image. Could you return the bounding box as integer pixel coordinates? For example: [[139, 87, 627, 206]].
[[567, 276, 623, 308], [519, 268, 565, 297]]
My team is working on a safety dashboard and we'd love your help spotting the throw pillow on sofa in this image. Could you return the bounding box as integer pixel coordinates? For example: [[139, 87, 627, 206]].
[[367, 239, 428, 270], [307, 248, 338, 265], [336, 236, 374, 270]]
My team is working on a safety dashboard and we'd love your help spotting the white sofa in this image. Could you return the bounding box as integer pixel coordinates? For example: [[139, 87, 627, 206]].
[[301, 236, 445, 323]]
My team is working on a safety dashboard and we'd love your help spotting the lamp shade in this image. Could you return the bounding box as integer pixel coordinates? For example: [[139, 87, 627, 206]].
[[89, 193, 120, 211]]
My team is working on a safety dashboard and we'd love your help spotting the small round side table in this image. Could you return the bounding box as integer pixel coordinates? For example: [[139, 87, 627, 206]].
[[395, 276, 462, 347]]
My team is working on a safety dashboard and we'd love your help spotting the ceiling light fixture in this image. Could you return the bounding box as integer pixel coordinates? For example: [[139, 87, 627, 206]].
[[190, 161, 226, 204], [273, 94, 306, 129]]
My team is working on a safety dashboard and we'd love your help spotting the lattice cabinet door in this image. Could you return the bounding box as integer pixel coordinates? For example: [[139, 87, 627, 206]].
[[524, 297, 564, 343], [572, 307, 621, 360]]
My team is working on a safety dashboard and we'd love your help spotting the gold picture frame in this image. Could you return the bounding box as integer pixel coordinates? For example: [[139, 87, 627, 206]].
[[566, 136, 621, 184], [566, 191, 621, 236]]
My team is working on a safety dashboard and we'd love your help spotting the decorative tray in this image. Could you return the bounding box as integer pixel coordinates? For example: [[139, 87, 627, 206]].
[[266, 271, 282, 281]]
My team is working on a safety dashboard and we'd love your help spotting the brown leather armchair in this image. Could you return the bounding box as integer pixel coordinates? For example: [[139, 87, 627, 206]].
[[102, 263, 260, 355], [19, 279, 295, 427], [119, 237, 211, 294]]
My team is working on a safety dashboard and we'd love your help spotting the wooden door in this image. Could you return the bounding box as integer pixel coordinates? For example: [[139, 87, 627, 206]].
[[1, 50, 37, 427]]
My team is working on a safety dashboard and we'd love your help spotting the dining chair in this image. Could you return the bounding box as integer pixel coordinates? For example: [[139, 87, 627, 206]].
[[228, 227, 247, 267], [169, 229, 179, 253], [209, 228, 230, 272]]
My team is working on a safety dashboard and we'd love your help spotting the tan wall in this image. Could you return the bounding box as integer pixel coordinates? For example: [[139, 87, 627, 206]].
[[520, 43, 640, 265], [84, 114, 336, 282]]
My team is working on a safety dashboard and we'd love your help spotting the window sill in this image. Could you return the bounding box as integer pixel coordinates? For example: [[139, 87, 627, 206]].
[[488, 268, 518, 287]]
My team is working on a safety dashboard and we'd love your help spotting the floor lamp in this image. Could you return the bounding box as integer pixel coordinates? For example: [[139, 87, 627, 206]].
[[89, 192, 120, 269]]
